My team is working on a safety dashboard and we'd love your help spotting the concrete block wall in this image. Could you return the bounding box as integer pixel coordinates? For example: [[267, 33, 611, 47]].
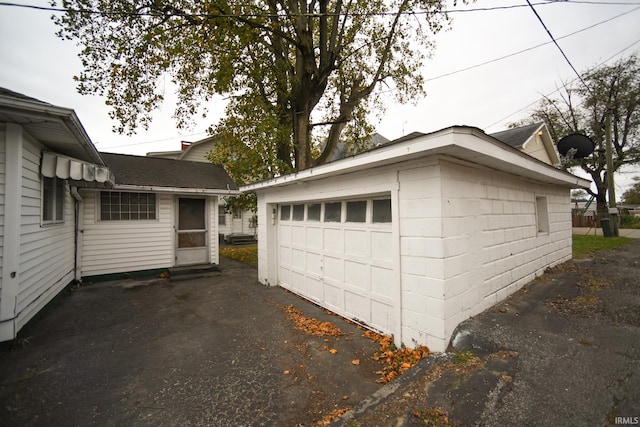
[[254, 155, 573, 353], [438, 161, 571, 343], [397, 159, 446, 350]]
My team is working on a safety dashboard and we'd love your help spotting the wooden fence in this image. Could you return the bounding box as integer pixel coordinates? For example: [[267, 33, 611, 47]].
[[572, 214, 598, 228]]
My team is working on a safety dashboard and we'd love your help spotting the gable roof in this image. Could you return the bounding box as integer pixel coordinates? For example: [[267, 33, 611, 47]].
[[146, 136, 218, 162], [489, 122, 561, 166], [0, 87, 105, 165], [101, 152, 239, 193], [489, 122, 544, 148]]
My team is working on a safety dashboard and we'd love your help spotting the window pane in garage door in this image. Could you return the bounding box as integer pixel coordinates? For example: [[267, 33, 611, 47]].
[[308, 203, 321, 221], [346, 201, 367, 222], [280, 205, 291, 220], [292, 204, 305, 221], [373, 199, 392, 223], [324, 202, 341, 222]]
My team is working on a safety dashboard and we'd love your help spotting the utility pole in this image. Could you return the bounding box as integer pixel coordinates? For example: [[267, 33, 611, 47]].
[[605, 108, 619, 237]]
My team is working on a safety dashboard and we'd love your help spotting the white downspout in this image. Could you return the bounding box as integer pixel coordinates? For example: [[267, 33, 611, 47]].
[[70, 187, 83, 282]]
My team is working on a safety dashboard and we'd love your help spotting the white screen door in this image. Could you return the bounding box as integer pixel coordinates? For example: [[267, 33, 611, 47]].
[[176, 198, 208, 265]]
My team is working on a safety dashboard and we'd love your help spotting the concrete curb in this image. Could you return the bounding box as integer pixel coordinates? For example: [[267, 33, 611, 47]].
[[331, 352, 451, 426]]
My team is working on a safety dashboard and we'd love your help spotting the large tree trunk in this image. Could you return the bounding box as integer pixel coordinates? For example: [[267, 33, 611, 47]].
[[293, 106, 313, 170]]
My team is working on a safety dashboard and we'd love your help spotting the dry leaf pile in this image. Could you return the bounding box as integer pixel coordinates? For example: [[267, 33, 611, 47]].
[[317, 407, 350, 426], [363, 330, 431, 383], [283, 304, 344, 337]]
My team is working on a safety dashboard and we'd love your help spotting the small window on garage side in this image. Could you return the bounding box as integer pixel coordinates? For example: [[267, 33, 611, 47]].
[[346, 200, 367, 223], [372, 199, 392, 223], [307, 203, 321, 221], [324, 202, 342, 222], [536, 196, 549, 233], [280, 205, 291, 221], [42, 176, 65, 223], [292, 204, 305, 221]]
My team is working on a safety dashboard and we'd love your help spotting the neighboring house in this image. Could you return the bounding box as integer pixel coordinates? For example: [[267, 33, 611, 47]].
[[147, 137, 217, 162], [489, 122, 561, 166], [0, 88, 238, 341], [242, 125, 590, 352], [147, 137, 255, 241]]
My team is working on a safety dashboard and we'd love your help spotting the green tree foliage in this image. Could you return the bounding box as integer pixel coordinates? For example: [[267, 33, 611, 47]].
[[513, 54, 640, 214], [621, 176, 640, 205], [53, 0, 464, 181]]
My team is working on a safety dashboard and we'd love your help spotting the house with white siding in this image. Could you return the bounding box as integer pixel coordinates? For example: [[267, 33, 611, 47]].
[[0, 88, 238, 341], [78, 153, 239, 277], [0, 88, 113, 341], [242, 125, 590, 352]]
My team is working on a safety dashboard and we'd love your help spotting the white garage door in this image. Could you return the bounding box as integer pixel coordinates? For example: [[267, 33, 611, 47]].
[[277, 198, 395, 335]]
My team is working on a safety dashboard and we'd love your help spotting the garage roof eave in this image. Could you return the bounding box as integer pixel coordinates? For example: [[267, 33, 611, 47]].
[[101, 184, 241, 195], [240, 126, 590, 193]]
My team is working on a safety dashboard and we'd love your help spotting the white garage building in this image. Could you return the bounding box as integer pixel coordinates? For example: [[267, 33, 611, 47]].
[[242, 126, 590, 352]]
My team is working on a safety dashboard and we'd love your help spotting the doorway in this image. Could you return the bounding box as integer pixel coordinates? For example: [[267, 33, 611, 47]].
[[176, 197, 208, 266]]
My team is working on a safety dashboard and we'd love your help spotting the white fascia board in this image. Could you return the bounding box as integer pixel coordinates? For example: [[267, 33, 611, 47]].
[[0, 93, 104, 165], [111, 184, 241, 196], [241, 126, 590, 192]]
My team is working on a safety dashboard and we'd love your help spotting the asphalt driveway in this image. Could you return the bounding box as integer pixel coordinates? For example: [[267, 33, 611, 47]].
[[0, 257, 383, 426]]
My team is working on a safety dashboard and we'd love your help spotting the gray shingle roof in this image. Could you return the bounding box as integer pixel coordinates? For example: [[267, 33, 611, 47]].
[[101, 152, 238, 191], [489, 122, 543, 148]]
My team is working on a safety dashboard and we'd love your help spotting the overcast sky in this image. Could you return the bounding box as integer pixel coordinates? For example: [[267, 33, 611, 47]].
[[1, 0, 639, 193]]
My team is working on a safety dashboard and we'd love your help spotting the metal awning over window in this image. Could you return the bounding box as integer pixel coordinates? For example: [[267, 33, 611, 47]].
[[41, 151, 114, 186]]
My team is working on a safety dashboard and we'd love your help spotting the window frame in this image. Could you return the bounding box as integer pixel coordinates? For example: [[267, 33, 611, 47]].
[[41, 176, 66, 225], [218, 204, 227, 226], [372, 198, 393, 223], [535, 195, 549, 234], [99, 191, 158, 221]]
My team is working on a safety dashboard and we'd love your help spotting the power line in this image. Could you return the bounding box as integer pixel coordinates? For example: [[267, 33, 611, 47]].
[[1, 1, 639, 19], [525, 0, 594, 95], [483, 38, 640, 130], [426, 5, 640, 82], [100, 131, 209, 149]]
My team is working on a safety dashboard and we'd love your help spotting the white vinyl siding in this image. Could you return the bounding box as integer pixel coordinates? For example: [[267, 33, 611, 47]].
[[81, 191, 174, 276], [218, 198, 254, 238], [522, 134, 554, 165], [13, 133, 75, 334], [180, 141, 217, 162], [0, 126, 6, 308]]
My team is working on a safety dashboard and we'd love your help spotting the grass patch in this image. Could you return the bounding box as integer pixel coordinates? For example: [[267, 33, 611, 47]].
[[220, 245, 258, 267], [572, 235, 631, 259]]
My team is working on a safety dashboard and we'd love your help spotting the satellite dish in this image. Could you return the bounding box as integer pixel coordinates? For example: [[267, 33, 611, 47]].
[[557, 134, 594, 159]]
